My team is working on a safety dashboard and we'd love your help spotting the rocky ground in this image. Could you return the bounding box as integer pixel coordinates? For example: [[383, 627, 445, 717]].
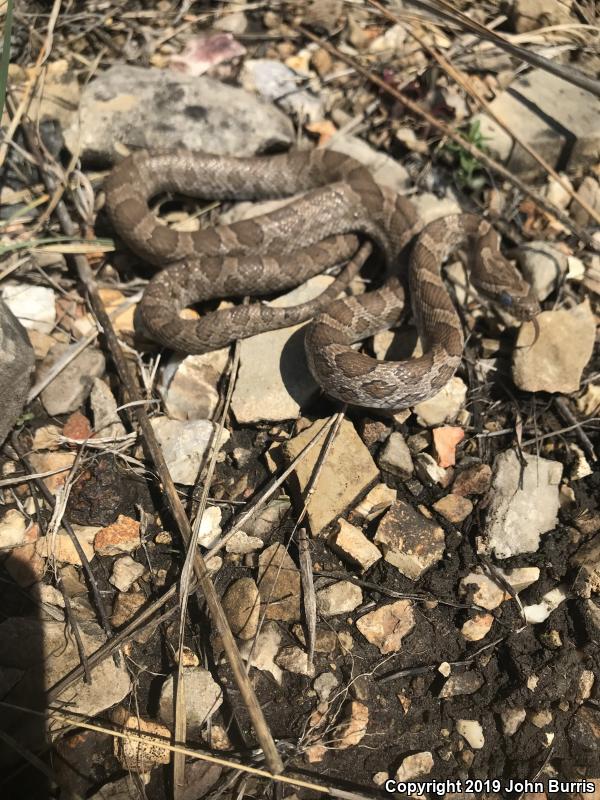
[[0, 1, 599, 799]]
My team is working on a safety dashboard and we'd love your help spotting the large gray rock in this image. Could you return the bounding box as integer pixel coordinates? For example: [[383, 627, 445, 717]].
[[475, 69, 600, 176], [65, 65, 295, 164], [0, 298, 35, 445]]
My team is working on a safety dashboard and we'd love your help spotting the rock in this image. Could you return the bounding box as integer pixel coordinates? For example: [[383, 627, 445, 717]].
[[4, 543, 45, 587], [329, 519, 382, 572], [240, 58, 323, 122], [32, 424, 61, 451], [150, 417, 229, 485], [414, 377, 467, 426], [456, 719, 484, 750], [395, 751, 434, 780], [222, 578, 260, 639], [169, 32, 246, 77], [111, 592, 146, 628], [62, 411, 92, 442], [414, 453, 450, 487], [0, 618, 130, 736], [511, 0, 573, 33], [196, 506, 222, 549], [460, 571, 506, 611], [316, 580, 363, 617], [28, 451, 75, 492], [257, 543, 301, 621], [214, 10, 248, 34], [501, 707, 527, 736], [516, 241, 569, 301], [572, 176, 600, 227], [293, 625, 339, 654], [111, 708, 170, 772], [275, 646, 314, 676], [277, 417, 379, 535], [485, 451, 562, 558], [375, 500, 445, 580], [231, 276, 334, 423], [523, 585, 568, 623], [577, 383, 600, 418], [530, 709, 553, 728], [432, 494, 473, 524], [461, 612, 494, 642], [0, 298, 35, 445], [239, 620, 282, 683], [0, 509, 29, 550], [497, 566, 540, 594], [158, 667, 222, 736], [439, 671, 484, 698], [314, 672, 339, 703], [475, 69, 600, 176], [240, 497, 290, 540], [94, 515, 141, 556], [356, 600, 415, 655], [224, 530, 263, 554], [432, 426, 464, 468], [39, 343, 106, 416], [65, 65, 294, 163], [378, 432, 414, 477], [410, 192, 462, 225], [568, 706, 600, 755], [109, 556, 145, 592], [452, 463, 492, 496], [512, 301, 595, 394], [1, 283, 56, 335], [36, 526, 97, 566], [161, 349, 229, 421], [90, 379, 126, 439], [335, 701, 369, 749], [325, 133, 410, 194], [352, 483, 397, 522]]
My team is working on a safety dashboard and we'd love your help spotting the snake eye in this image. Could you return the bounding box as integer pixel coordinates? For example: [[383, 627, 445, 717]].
[[498, 291, 513, 308]]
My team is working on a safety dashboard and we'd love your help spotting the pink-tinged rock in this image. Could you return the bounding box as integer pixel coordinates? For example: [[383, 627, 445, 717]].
[[356, 599, 415, 654], [432, 426, 465, 468], [94, 515, 141, 556]]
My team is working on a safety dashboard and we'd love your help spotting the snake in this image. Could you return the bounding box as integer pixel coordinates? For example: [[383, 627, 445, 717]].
[[104, 149, 540, 410]]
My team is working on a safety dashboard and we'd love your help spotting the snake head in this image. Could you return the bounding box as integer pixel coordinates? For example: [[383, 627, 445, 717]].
[[495, 285, 540, 321]]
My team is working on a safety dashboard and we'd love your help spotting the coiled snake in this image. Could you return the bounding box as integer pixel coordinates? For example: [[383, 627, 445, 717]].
[[104, 149, 539, 410]]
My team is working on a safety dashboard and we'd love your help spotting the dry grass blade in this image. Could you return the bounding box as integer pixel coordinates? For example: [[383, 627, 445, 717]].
[[0, 0, 14, 119]]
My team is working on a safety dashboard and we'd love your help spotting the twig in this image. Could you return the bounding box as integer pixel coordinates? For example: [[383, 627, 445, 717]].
[[553, 395, 597, 461], [297, 526, 316, 669], [13, 110, 284, 774], [296, 24, 599, 252]]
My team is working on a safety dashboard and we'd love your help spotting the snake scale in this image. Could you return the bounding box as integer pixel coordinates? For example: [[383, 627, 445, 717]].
[[104, 149, 540, 410]]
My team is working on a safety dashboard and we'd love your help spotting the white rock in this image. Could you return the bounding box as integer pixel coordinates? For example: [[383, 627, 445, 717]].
[[150, 417, 229, 485], [523, 585, 568, 624], [161, 349, 229, 421], [456, 719, 484, 749], [378, 431, 414, 477], [231, 276, 333, 424], [158, 667, 223, 735], [238, 620, 282, 683], [496, 566, 540, 594], [109, 556, 145, 592], [240, 58, 323, 123], [0, 509, 28, 550], [316, 580, 363, 617], [395, 751, 434, 780], [196, 506, 222, 549], [516, 241, 568, 301], [1, 283, 56, 334], [485, 450, 562, 558], [353, 483, 397, 522], [275, 645, 314, 676], [313, 672, 339, 703], [414, 377, 467, 426], [225, 530, 263, 554], [501, 707, 527, 736]]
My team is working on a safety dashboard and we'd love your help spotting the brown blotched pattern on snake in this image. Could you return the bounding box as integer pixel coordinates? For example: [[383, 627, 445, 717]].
[[104, 149, 539, 410]]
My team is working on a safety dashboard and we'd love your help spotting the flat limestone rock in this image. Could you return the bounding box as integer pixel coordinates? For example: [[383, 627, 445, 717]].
[[485, 450, 563, 559], [65, 65, 294, 164], [277, 417, 379, 535], [512, 301, 595, 394], [475, 69, 600, 177], [231, 276, 334, 424]]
